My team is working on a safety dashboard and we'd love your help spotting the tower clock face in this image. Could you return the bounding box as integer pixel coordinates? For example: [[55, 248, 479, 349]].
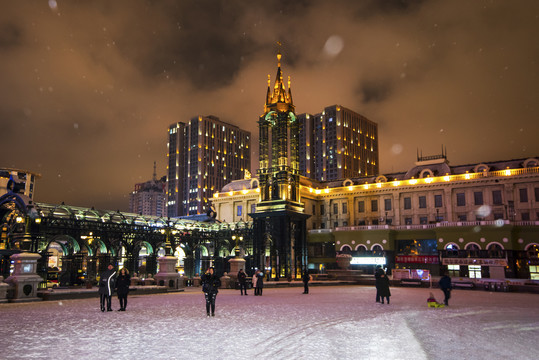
[[288, 112, 296, 123], [265, 111, 277, 126]]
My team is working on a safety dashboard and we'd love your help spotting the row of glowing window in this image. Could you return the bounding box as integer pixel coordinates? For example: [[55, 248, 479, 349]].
[[213, 169, 522, 198]]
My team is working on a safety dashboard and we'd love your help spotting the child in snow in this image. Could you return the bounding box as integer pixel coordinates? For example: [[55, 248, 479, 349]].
[[427, 292, 445, 308]]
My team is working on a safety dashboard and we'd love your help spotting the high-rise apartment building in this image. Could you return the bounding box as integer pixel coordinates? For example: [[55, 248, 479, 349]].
[[129, 163, 167, 217], [167, 115, 251, 217], [298, 105, 379, 181]]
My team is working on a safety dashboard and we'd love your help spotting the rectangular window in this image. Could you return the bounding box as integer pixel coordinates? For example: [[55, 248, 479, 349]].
[[371, 200, 378, 212], [312, 204, 316, 215], [320, 204, 325, 216], [236, 205, 242, 216], [535, 188, 539, 202], [334, 222, 339, 228], [519, 188, 528, 203], [492, 190, 503, 205], [458, 214, 467, 221], [419, 196, 427, 209], [448, 264, 460, 277], [522, 212, 530, 221], [342, 202, 347, 214], [420, 216, 428, 224], [434, 194, 443, 208], [405, 218, 412, 225], [343, 221, 348, 227], [530, 265, 539, 280], [404, 197, 411, 210], [384, 199, 392, 211], [468, 265, 482, 279], [251, 204, 256, 213], [474, 191, 484, 205], [457, 193, 466, 206], [493, 213, 504, 220], [333, 203, 338, 215], [358, 201, 365, 213]]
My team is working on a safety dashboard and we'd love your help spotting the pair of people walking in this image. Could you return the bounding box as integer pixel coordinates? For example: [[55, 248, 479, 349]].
[[98, 264, 130, 312]]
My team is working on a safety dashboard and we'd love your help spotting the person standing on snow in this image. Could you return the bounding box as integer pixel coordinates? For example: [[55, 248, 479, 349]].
[[439, 271, 452, 306], [238, 268, 248, 296], [378, 273, 391, 304], [302, 269, 311, 294], [115, 267, 130, 311], [201, 267, 221, 316], [254, 269, 264, 296], [374, 265, 385, 303], [98, 263, 116, 312]]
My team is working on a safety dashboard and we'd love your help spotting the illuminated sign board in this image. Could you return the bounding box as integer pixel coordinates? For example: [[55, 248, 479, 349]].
[[442, 258, 507, 266], [350, 257, 386, 265]]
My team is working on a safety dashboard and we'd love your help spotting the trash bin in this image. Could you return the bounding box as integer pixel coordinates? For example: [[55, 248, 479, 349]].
[[489, 282, 496, 291]]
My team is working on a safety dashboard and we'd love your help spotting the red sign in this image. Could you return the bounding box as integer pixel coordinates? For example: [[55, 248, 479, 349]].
[[395, 255, 439, 264]]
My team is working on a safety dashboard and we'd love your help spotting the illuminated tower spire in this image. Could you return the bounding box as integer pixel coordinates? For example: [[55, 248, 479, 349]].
[[250, 46, 310, 282]]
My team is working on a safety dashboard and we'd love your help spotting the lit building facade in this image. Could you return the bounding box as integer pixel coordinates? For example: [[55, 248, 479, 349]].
[[167, 115, 251, 217], [212, 155, 539, 281], [0, 168, 40, 201], [297, 105, 379, 181], [129, 163, 167, 217]]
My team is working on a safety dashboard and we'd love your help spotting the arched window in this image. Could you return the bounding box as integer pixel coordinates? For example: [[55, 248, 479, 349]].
[[372, 244, 383, 256], [465, 243, 480, 257], [487, 243, 504, 258], [445, 243, 459, 257], [340, 245, 352, 254], [419, 169, 434, 178], [355, 245, 367, 254]]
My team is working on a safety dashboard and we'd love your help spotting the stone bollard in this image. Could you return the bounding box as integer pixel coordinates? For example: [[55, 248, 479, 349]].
[[220, 272, 231, 289], [130, 276, 140, 286], [4, 252, 43, 302], [154, 256, 180, 289], [193, 275, 201, 287], [0, 276, 9, 303], [177, 275, 185, 289], [144, 277, 156, 286]]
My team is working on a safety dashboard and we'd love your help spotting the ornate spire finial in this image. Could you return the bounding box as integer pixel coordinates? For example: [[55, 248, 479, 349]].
[[276, 41, 282, 67]]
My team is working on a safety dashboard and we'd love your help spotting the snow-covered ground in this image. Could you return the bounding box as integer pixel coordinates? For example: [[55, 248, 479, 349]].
[[1, 285, 538, 360]]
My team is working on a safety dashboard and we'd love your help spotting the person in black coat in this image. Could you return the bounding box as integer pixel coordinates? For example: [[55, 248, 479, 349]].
[[439, 272, 452, 306], [302, 269, 311, 294], [237, 269, 248, 296], [374, 265, 385, 303], [98, 264, 116, 312], [254, 269, 264, 296], [378, 273, 391, 304], [115, 267, 130, 311], [201, 267, 221, 316]]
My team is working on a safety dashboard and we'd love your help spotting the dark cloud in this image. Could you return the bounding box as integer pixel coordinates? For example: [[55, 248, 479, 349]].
[[359, 79, 393, 103], [0, 0, 538, 211], [0, 22, 23, 49]]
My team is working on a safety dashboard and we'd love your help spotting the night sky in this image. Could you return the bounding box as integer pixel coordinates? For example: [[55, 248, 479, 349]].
[[1, 0, 538, 212]]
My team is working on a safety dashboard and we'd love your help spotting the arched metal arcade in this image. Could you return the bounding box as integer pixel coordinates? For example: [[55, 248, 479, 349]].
[[0, 192, 253, 287]]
